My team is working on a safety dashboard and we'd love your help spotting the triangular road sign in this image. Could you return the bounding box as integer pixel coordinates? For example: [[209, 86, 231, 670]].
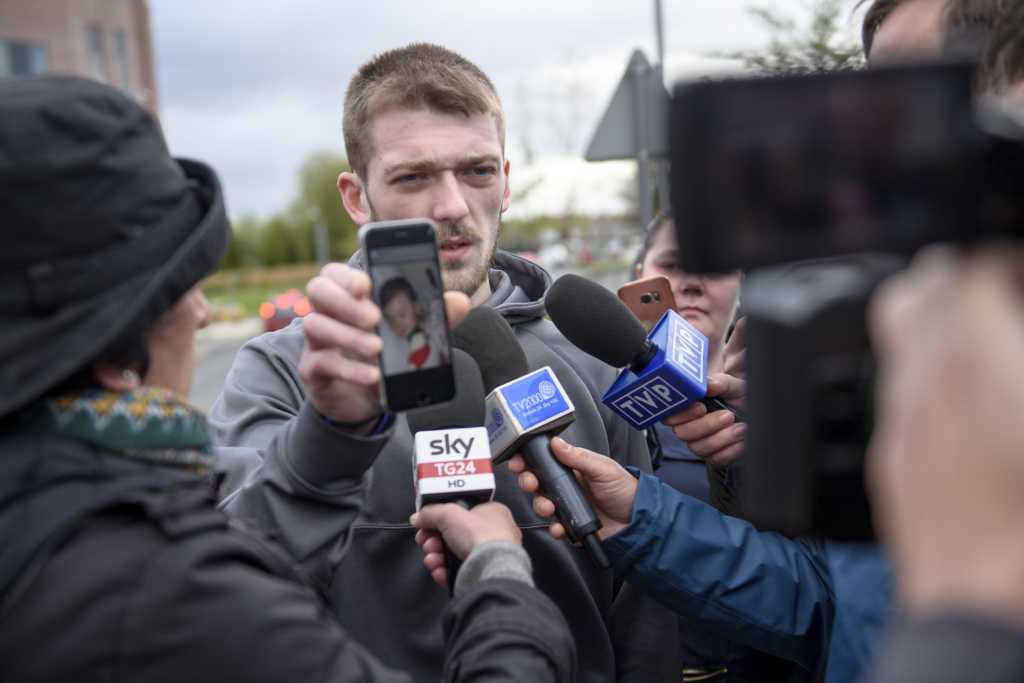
[[585, 49, 670, 162]]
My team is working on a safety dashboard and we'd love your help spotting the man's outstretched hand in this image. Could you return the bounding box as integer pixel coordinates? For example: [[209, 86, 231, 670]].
[[300, 262, 470, 431]]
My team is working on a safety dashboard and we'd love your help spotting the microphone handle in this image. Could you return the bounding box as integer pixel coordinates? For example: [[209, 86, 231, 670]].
[[701, 396, 746, 422], [520, 436, 610, 569], [444, 499, 470, 596]]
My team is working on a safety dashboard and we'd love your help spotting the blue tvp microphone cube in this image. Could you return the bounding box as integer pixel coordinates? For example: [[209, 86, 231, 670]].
[[602, 310, 710, 429]]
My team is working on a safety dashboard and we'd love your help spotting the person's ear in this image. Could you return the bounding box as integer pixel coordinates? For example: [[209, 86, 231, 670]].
[[339, 171, 371, 225], [93, 363, 141, 392], [500, 159, 511, 214]]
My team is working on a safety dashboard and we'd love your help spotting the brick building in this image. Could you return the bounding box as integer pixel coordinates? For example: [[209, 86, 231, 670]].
[[0, 0, 158, 114]]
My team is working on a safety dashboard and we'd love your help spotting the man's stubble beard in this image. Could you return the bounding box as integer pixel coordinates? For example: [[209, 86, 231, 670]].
[[439, 214, 501, 298]]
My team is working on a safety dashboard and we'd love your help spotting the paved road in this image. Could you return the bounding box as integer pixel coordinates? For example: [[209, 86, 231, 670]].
[[190, 319, 262, 411]]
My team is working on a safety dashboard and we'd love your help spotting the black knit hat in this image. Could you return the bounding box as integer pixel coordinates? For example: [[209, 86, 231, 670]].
[[0, 76, 231, 417]]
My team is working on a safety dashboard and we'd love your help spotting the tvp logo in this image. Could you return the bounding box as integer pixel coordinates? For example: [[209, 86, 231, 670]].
[[610, 378, 688, 427]]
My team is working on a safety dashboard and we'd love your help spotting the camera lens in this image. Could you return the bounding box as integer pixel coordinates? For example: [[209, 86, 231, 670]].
[[640, 293, 653, 304]]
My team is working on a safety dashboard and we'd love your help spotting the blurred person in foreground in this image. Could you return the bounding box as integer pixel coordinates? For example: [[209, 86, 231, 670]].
[[0, 76, 574, 683], [209, 42, 677, 683], [867, 4, 1024, 680], [865, 255, 1024, 682], [498, 3, 1022, 682]]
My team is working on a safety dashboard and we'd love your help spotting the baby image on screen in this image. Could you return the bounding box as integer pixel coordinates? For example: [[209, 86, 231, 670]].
[[379, 276, 439, 373]]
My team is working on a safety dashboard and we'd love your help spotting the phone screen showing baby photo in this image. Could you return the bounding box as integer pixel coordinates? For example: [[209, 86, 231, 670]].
[[362, 220, 455, 411]]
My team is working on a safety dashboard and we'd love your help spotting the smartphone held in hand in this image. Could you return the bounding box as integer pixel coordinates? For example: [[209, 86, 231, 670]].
[[617, 276, 677, 330], [360, 219, 455, 411]]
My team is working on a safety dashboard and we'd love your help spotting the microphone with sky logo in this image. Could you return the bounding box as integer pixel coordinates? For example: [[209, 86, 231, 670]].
[[453, 307, 610, 569], [546, 274, 744, 431], [407, 348, 496, 591]]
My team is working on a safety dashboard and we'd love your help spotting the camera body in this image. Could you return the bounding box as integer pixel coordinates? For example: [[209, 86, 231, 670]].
[[740, 255, 902, 540], [669, 62, 1024, 539]]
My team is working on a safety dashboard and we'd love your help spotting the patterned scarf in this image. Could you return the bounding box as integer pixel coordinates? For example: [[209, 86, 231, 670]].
[[20, 387, 213, 475]]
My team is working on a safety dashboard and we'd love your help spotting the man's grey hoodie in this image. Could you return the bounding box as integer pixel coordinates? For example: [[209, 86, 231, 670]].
[[210, 250, 679, 682]]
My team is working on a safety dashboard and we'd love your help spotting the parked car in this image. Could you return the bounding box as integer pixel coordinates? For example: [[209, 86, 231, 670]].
[[259, 288, 311, 332], [537, 244, 570, 269], [515, 250, 539, 263]]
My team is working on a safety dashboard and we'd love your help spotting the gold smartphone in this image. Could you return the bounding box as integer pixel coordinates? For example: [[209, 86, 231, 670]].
[[617, 276, 677, 331]]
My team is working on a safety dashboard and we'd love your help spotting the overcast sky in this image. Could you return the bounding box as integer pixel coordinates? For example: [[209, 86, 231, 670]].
[[151, 1, 866, 220]]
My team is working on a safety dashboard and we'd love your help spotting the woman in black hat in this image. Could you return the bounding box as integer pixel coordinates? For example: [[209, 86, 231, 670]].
[[0, 76, 573, 683]]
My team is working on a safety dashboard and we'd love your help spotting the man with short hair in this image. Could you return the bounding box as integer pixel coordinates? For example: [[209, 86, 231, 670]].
[[211, 43, 677, 683]]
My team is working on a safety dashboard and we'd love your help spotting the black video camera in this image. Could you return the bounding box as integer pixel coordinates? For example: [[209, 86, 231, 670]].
[[669, 62, 1024, 540]]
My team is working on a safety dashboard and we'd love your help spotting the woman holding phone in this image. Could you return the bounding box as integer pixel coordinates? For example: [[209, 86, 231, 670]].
[[632, 213, 743, 501]]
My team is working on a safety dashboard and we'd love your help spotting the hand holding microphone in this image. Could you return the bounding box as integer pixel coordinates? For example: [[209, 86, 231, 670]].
[[411, 503, 522, 588], [546, 274, 745, 425], [546, 274, 747, 465], [407, 349, 497, 591], [663, 373, 748, 466], [662, 316, 748, 465], [508, 437, 638, 542], [453, 306, 610, 569]]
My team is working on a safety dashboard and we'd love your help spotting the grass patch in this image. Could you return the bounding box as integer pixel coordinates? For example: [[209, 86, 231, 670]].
[[202, 263, 319, 318]]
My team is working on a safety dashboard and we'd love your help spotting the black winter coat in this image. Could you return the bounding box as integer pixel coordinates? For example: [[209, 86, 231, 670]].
[[0, 431, 576, 683]]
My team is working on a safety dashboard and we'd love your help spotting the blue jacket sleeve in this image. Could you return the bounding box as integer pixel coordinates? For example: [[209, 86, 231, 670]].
[[603, 472, 835, 675]]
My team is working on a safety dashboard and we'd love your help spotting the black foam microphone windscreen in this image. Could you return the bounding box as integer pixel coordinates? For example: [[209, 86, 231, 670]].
[[546, 274, 649, 368], [406, 349, 486, 432], [451, 306, 528, 391]]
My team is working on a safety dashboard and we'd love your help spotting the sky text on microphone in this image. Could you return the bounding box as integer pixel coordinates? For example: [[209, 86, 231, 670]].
[[413, 427, 495, 509]]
